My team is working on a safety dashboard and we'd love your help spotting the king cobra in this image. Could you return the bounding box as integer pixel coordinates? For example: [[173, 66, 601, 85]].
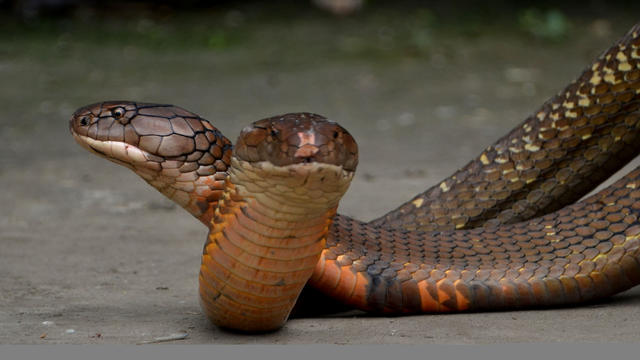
[[70, 23, 640, 332]]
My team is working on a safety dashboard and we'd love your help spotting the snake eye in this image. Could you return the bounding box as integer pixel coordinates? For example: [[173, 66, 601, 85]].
[[79, 116, 90, 126], [270, 128, 279, 138], [112, 107, 125, 119]]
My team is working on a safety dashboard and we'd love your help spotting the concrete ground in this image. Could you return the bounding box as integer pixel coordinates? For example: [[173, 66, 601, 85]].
[[1, 7, 640, 343]]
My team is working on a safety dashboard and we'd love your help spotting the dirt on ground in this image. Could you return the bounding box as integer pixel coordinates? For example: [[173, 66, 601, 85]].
[[1, 6, 640, 343]]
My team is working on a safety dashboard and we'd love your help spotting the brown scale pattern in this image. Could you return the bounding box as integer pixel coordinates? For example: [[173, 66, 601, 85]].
[[70, 23, 640, 325], [314, 167, 640, 312], [371, 23, 640, 232]]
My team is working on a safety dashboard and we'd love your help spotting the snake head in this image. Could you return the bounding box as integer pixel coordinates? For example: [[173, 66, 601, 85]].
[[70, 101, 234, 225], [234, 112, 358, 172], [69, 101, 232, 171]]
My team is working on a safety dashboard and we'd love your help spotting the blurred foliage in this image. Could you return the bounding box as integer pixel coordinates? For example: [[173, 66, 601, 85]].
[[518, 8, 570, 41], [0, 3, 441, 63], [0, 0, 638, 68]]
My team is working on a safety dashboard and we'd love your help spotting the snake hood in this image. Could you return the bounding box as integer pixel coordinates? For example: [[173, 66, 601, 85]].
[[227, 113, 358, 223], [200, 113, 358, 331]]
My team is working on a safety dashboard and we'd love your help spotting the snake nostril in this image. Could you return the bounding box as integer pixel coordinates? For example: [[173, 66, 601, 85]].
[[79, 116, 89, 126]]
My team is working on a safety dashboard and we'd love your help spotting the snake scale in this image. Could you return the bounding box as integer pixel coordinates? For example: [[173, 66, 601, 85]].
[[70, 23, 640, 331]]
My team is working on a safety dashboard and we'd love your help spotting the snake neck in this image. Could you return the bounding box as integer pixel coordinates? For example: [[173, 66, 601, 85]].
[[136, 165, 227, 226], [199, 157, 352, 332]]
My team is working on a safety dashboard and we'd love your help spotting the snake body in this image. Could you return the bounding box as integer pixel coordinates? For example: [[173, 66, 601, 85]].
[[69, 23, 640, 331], [199, 114, 358, 331], [375, 23, 640, 232]]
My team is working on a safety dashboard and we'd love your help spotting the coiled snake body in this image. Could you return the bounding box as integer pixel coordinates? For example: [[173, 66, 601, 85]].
[[70, 24, 640, 331]]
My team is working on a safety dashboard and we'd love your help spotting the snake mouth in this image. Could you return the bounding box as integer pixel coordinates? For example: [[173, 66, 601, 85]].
[[71, 131, 158, 170], [87, 144, 106, 157], [85, 142, 136, 169]]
